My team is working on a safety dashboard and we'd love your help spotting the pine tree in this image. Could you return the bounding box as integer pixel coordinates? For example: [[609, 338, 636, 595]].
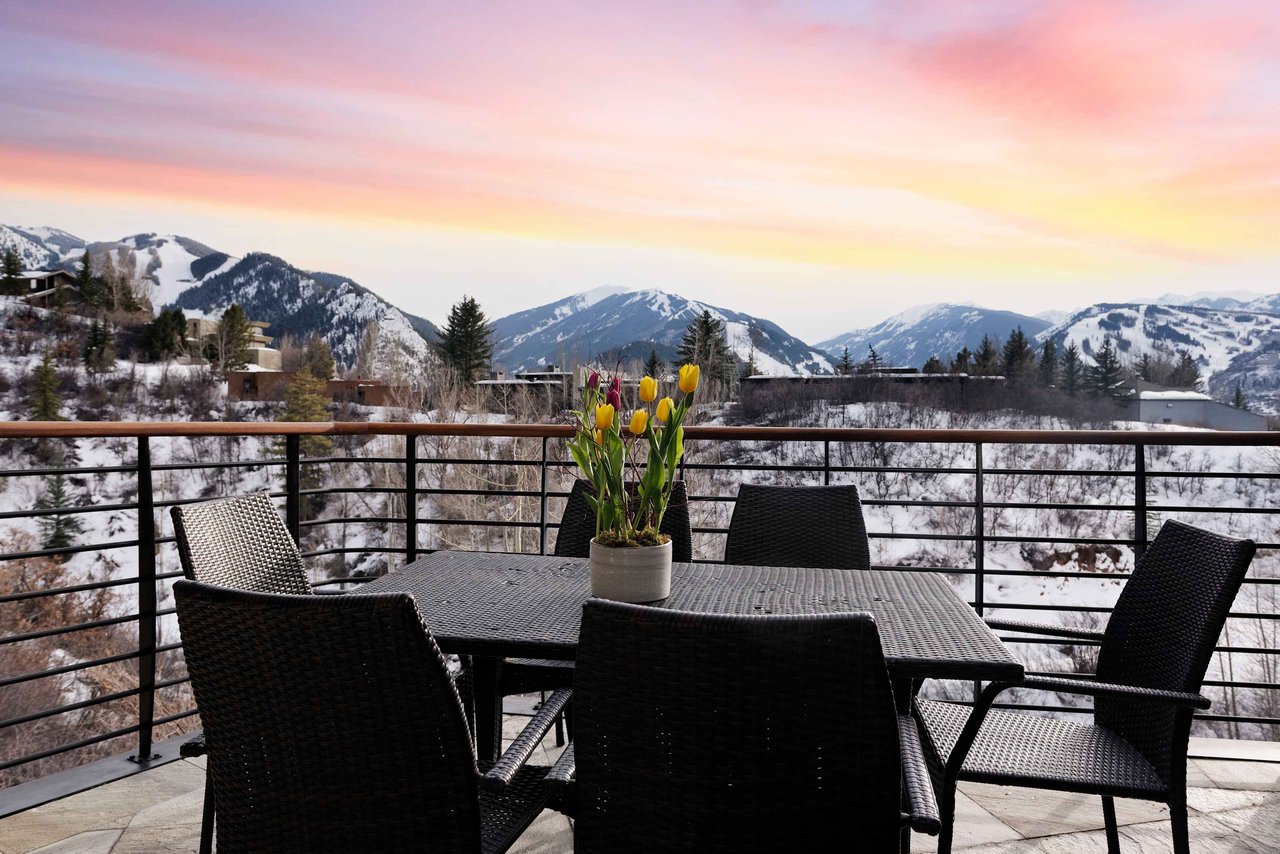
[[1233, 382, 1248, 410], [434, 296, 494, 384], [643, 349, 664, 380], [302, 336, 336, 380], [1, 248, 22, 295], [1060, 342, 1083, 396], [29, 347, 62, 420], [1091, 337, 1123, 396], [211, 304, 252, 371], [1169, 351, 1202, 390], [951, 347, 972, 374], [676, 310, 735, 388], [278, 368, 334, 458], [76, 251, 102, 307], [866, 346, 883, 372], [1001, 327, 1035, 383], [1038, 339, 1058, 387], [973, 335, 1000, 376], [35, 474, 83, 553], [83, 320, 117, 373], [145, 309, 187, 361], [922, 356, 946, 374], [740, 348, 759, 380], [836, 346, 854, 376]]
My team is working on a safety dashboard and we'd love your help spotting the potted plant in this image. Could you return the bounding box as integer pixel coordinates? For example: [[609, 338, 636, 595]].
[[566, 363, 700, 601]]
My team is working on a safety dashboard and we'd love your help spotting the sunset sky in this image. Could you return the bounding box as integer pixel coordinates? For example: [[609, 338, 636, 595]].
[[1, 0, 1278, 339]]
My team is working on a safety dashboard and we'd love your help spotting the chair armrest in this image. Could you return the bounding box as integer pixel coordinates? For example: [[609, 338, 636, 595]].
[[1020, 676, 1211, 709], [985, 618, 1104, 642], [546, 743, 575, 795], [179, 734, 206, 758], [898, 716, 941, 835], [480, 688, 572, 793]]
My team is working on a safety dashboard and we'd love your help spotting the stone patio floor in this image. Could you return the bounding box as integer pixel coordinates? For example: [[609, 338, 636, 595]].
[[2, 722, 1277, 853]]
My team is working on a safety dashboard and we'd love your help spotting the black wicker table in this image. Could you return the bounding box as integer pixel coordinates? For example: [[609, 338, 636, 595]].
[[360, 551, 1023, 761]]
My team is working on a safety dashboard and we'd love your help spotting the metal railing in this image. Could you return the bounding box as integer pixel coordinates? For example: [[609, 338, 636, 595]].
[[1, 421, 1277, 809]]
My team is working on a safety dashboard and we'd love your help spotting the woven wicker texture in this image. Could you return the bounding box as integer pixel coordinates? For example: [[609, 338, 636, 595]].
[[358, 552, 1023, 682], [916, 699, 1166, 797], [572, 601, 902, 852], [173, 580, 548, 854], [1093, 519, 1255, 780], [724, 483, 871, 570], [553, 479, 693, 561], [171, 492, 312, 594]]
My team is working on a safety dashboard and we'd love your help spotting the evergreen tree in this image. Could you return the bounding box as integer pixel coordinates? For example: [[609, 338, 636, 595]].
[[1233, 382, 1248, 410], [643, 349, 664, 380], [1038, 339, 1058, 387], [82, 319, 117, 373], [921, 355, 946, 374], [434, 296, 494, 384], [1001, 327, 1035, 383], [1060, 342, 1083, 396], [278, 369, 334, 458], [740, 348, 759, 380], [836, 346, 854, 376], [76, 251, 103, 307], [1090, 336, 1123, 396], [28, 347, 62, 420], [973, 335, 1000, 376], [1138, 353, 1154, 383], [951, 347, 972, 374], [1169, 351, 1202, 390], [209, 304, 252, 371], [866, 346, 883, 372], [302, 335, 336, 380], [676, 310, 735, 387], [35, 474, 83, 553], [145, 309, 187, 361], [1, 248, 22, 295]]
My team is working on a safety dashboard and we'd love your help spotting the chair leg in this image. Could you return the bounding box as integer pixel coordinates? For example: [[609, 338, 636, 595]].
[[899, 824, 911, 854], [1170, 800, 1190, 854], [1101, 796, 1120, 854], [199, 772, 215, 854], [936, 787, 956, 854], [554, 711, 565, 747]]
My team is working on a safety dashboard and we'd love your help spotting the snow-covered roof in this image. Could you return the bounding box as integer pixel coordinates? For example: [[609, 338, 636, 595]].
[[1138, 390, 1213, 401], [18, 270, 67, 279]]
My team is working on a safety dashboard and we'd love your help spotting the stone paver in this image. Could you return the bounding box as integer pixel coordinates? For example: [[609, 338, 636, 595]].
[[0, 724, 1275, 854]]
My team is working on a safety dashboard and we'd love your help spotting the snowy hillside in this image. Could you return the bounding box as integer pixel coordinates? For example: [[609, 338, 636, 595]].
[[817, 304, 1052, 368], [174, 254, 436, 370], [492, 287, 833, 375], [0, 224, 83, 268]]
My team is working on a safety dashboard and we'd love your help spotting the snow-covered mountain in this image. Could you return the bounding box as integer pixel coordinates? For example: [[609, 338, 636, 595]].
[[492, 288, 833, 375], [817, 304, 1053, 368], [2, 225, 438, 371]]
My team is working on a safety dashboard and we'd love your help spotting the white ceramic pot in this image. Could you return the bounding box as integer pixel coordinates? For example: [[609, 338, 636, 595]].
[[589, 538, 673, 602]]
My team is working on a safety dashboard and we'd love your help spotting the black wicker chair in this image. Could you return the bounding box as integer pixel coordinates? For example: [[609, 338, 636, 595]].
[[916, 520, 1256, 854], [498, 481, 694, 731], [723, 483, 870, 570], [173, 580, 567, 854], [549, 600, 940, 852]]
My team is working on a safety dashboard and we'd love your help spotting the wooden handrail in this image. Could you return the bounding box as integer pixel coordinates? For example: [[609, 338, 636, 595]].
[[1, 421, 1277, 446]]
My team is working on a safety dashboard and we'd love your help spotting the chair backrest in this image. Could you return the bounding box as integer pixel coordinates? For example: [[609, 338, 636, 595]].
[[173, 580, 481, 853], [554, 479, 693, 562], [171, 492, 312, 595], [1094, 520, 1255, 780], [724, 483, 871, 570], [572, 600, 902, 852]]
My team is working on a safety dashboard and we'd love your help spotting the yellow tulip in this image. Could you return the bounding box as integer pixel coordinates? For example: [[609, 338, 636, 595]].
[[679, 364, 700, 394], [638, 375, 657, 402], [593, 428, 603, 445], [629, 409, 648, 436], [655, 397, 674, 423], [595, 403, 615, 431]]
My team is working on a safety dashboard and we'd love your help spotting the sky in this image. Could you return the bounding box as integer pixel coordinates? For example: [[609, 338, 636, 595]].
[[1, 0, 1278, 341]]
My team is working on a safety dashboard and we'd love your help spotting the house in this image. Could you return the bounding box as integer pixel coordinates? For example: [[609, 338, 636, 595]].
[[186, 316, 283, 370], [14, 270, 80, 308], [1120, 386, 1267, 431], [476, 363, 575, 408], [226, 371, 410, 406]]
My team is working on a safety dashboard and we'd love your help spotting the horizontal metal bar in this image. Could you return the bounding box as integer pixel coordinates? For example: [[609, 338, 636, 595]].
[[0, 540, 139, 561], [0, 686, 141, 731], [0, 613, 141, 646], [0, 575, 142, 604], [0, 724, 141, 773], [0, 650, 143, 689], [299, 547, 409, 558]]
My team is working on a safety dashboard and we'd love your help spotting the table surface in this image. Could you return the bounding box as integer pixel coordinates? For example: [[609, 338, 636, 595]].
[[360, 551, 1024, 682]]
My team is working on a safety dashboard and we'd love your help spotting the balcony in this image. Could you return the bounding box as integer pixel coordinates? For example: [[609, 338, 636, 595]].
[[1, 421, 1278, 851]]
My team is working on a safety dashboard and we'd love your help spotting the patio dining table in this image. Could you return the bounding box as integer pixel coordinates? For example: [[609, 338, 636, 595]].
[[359, 550, 1023, 761]]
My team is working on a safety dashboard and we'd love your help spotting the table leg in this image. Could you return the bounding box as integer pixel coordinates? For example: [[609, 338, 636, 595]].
[[472, 656, 504, 762], [892, 677, 920, 714]]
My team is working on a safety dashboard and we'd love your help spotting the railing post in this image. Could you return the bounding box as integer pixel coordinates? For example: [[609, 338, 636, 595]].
[[130, 436, 159, 763], [285, 434, 301, 545], [973, 442, 985, 615], [823, 440, 831, 485], [405, 435, 418, 562], [1134, 442, 1147, 560], [539, 437, 549, 556]]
